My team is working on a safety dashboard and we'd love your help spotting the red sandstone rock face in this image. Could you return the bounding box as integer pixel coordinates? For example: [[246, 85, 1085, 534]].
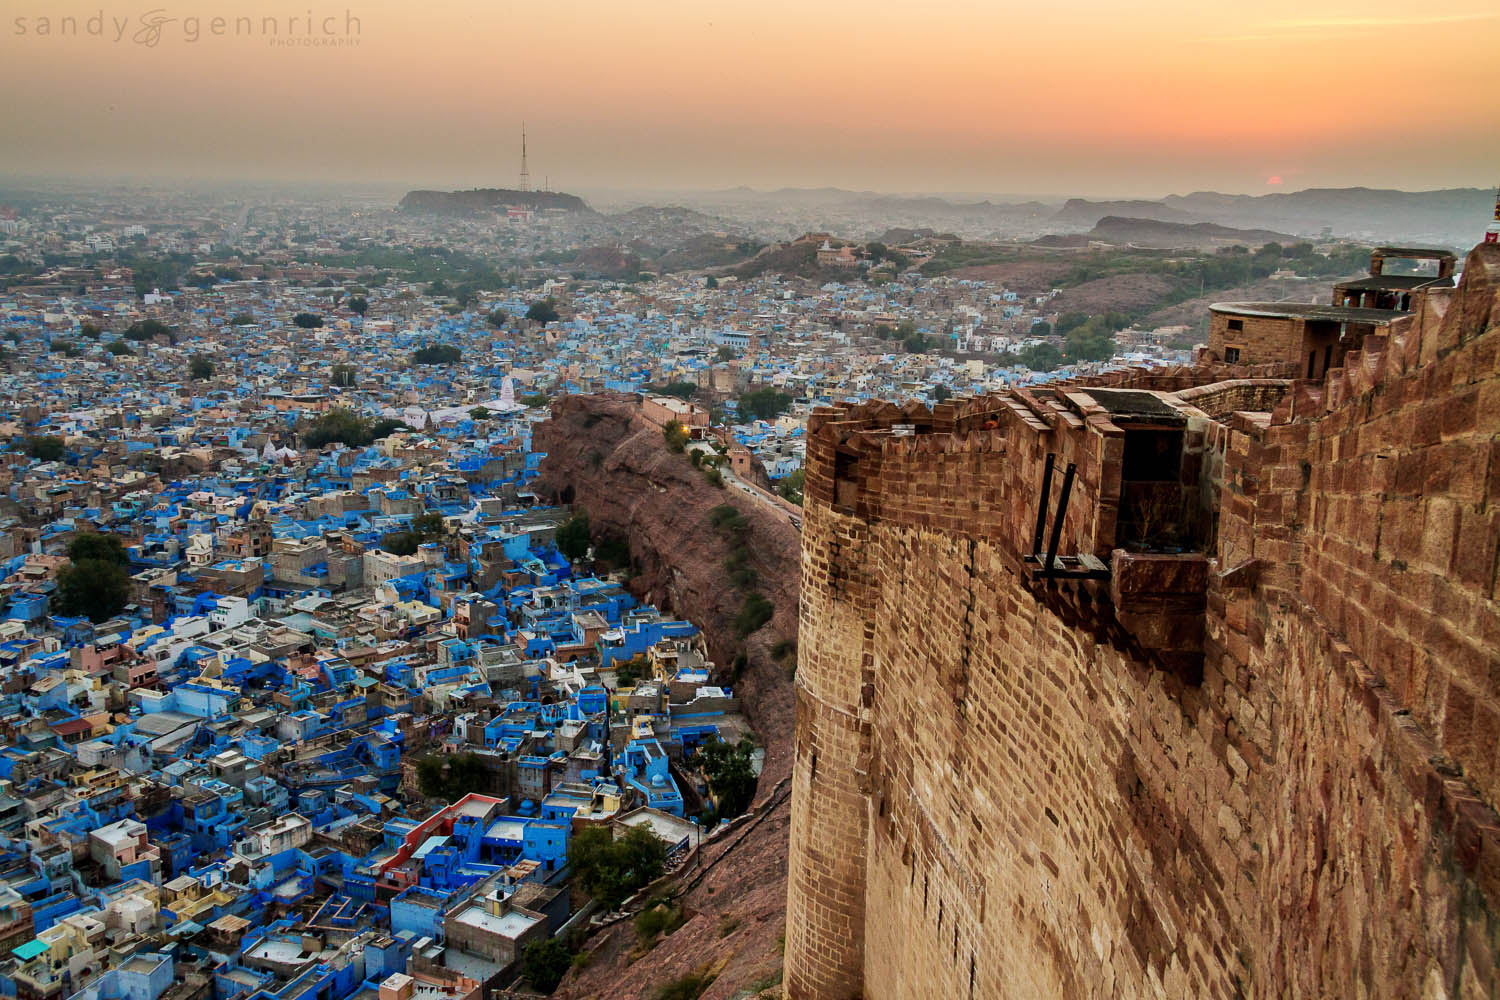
[[534, 392, 800, 999]]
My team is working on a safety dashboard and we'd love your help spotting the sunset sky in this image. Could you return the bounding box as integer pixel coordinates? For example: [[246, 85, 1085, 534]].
[[1, 0, 1497, 196]]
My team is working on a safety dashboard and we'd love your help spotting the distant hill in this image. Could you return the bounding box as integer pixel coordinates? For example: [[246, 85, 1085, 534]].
[[1161, 187, 1488, 246], [1052, 198, 1197, 227], [1087, 216, 1295, 247], [398, 188, 591, 215]]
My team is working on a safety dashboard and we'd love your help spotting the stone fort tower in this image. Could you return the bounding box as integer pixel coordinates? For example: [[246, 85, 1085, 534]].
[[786, 244, 1500, 998]]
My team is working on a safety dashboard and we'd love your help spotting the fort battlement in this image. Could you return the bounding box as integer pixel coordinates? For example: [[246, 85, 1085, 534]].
[[786, 244, 1500, 998]]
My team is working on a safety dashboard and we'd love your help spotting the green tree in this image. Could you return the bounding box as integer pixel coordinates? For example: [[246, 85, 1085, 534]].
[[123, 319, 173, 343], [1064, 317, 1115, 362], [69, 533, 128, 565], [292, 312, 323, 328], [189, 356, 214, 380], [79, 321, 102, 339], [331, 363, 357, 388], [380, 531, 420, 556], [704, 275, 719, 289], [521, 393, 549, 407], [55, 534, 131, 623], [555, 511, 591, 562], [738, 387, 792, 422], [521, 938, 574, 994], [526, 298, 560, 324], [716, 345, 735, 362], [26, 436, 65, 461], [568, 825, 668, 908], [369, 418, 410, 440], [1018, 342, 1063, 371], [106, 341, 133, 357], [652, 382, 697, 401], [663, 419, 689, 453], [468, 406, 490, 421], [932, 385, 951, 402], [412, 511, 445, 538], [412, 344, 462, 365], [485, 310, 508, 329], [230, 313, 257, 326], [700, 736, 758, 821], [415, 752, 488, 801], [776, 469, 805, 505], [303, 407, 372, 449], [129, 257, 179, 296], [347, 295, 369, 316]]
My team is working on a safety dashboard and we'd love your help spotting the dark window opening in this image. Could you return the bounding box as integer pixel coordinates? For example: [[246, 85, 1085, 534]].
[[1308, 350, 1317, 378], [1223, 346, 1240, 364], [833, 449, 857, 511], [1122, 428, 1183, 483], [1119, 426, 1194, 551], [1227, 318, 1243, 332], [1324, 345, 1333, 375]]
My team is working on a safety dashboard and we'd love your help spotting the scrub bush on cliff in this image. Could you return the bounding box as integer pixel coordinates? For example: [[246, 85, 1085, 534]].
[[734, 592, 773, 637]]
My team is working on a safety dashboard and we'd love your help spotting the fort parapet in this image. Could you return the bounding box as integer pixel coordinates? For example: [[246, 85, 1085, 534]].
[[786, 244, 1500, 998]]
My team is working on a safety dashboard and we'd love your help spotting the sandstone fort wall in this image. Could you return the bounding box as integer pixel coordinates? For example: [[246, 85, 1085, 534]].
[[786, 245, 1500, 999]]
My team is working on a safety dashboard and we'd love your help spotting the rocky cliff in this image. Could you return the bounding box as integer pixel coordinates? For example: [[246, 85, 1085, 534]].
[[534, 392, 800, 999]]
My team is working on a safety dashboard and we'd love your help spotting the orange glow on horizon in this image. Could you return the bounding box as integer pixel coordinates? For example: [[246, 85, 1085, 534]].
[[0, 0, 1495, 194]]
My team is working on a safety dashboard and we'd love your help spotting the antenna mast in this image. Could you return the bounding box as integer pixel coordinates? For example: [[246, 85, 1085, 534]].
[[519, 123, 531, 193]]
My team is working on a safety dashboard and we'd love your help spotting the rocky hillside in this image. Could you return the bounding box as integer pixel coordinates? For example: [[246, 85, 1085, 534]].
[[534, 393, 799, 1000]]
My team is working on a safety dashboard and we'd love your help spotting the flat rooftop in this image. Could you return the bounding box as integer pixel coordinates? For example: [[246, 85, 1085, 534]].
[[1333, 275, 1454, 291], [451, 902, 541, 939], [1209, 302, 1403, 324], [1078, 388, 1186, 425]]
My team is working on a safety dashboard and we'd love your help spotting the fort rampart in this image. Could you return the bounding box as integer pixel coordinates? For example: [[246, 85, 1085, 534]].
[[786, 244, 1500, 998]]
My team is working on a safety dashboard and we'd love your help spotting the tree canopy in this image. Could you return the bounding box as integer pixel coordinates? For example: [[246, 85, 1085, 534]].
[[568, 825, 668, 908], [26, 436, 64, 461], [737, 387, 792, 423], [700, 736, 758, 821], [123, 319, 175, 343], [292, 312, 324, 328], [1018, 342, 1063, 372], [189, 356, 214, 380], [555, 511, 591, 562], [303, 408, 408, 449], [526, 298, 560, 324], [55, 533, 131, 623], [521, 939, 573, 994], [412, 344, 462, 365]]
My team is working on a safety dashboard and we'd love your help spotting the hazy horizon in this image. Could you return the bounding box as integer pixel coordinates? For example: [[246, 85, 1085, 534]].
[[2, 0, 1497, 197], [0, 171, 1494, 205]]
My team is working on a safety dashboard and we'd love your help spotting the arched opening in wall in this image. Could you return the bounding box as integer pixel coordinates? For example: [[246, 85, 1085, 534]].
[[559, 484, 574, 505]]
